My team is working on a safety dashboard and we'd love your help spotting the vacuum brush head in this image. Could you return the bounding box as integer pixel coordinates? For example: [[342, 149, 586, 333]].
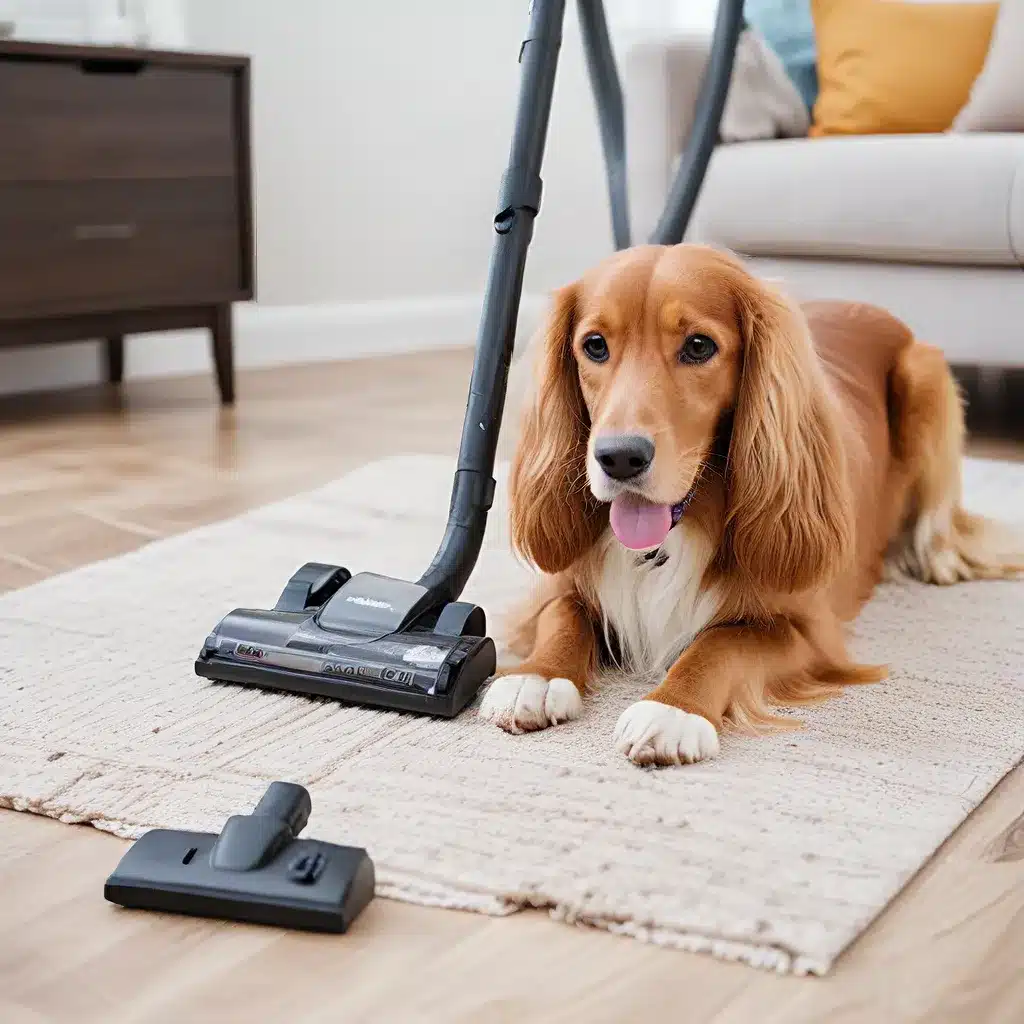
[[104, 782, 375, 933], [195, 563, 497, 717]]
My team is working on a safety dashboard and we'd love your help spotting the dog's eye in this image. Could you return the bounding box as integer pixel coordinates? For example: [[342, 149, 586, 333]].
[[679, 334, 717, 365], [581, 333, 610, 363]]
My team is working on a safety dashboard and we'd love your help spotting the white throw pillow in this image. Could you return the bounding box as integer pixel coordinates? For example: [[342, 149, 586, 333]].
[[953, 0, 1024, 131], [720, 27, 810, 143]]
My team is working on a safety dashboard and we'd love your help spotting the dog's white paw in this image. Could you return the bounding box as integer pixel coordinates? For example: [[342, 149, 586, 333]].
[[614, 701, 719, 766], [478, 674, 583, 734]]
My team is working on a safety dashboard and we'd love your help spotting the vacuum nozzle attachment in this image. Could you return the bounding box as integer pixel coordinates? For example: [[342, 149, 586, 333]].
[[104, 782, 375, 933]]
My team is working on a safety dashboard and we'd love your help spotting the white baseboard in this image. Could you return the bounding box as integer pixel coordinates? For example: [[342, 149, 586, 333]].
[[0, 293, 550, 398]]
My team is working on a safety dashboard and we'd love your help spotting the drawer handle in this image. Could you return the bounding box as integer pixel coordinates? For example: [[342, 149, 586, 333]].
[[79, 59, 147, 76], [73, 223, 138, 242]]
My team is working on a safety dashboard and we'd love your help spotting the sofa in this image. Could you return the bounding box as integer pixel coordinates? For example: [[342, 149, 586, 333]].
[[621, 32, 1024, 369]]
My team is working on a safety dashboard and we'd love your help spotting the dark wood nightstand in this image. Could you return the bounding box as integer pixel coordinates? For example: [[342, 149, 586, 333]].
[[0, 40, 254, 404]]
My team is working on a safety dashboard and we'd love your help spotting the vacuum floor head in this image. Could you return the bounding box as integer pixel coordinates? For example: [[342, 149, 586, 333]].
[[195, 563, 496, 717], [104, 782, 375, 933]]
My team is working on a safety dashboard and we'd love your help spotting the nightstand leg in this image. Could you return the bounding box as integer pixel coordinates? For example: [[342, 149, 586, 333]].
[[105, 335, 125, 384], [210, 305, 235, 405]]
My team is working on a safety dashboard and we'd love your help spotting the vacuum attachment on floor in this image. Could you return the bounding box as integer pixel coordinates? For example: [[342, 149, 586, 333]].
[[195, 562, 496, 717], [104, 782, 375, 933]]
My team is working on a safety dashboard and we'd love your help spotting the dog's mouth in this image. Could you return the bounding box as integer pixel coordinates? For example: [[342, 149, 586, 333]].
[[608, 480, 699, 550]]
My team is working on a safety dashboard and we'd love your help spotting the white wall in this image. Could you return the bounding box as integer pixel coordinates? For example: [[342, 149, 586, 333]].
[[0, 0, 715, 395], [190, 0, 614, 306], [0, 0, 90, 43], [183, 0, 716, 307]]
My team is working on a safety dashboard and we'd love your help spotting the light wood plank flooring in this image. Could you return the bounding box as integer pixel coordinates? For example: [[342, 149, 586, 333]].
[[1, 352, 1022, 1024]]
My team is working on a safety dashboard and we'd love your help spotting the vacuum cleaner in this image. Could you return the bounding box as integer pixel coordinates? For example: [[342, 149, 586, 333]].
[[195, 0, 746, 718]]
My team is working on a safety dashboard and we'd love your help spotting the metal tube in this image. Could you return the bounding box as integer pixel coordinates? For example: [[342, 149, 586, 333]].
[[416, 0, 566, 605], [577, 0, 630, 250]]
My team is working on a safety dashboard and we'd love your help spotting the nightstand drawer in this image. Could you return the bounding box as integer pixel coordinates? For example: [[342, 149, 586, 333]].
[[0, 178, 242, 315], [0, 59, 237, 182]]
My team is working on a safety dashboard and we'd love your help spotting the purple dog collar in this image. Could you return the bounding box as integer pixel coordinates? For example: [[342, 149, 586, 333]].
[[670, 482, 699, 527]]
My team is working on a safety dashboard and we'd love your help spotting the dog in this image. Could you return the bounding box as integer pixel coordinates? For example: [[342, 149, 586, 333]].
[[480, 243, 1022, 766]]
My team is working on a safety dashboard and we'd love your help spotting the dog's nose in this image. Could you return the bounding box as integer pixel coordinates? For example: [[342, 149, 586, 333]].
[[594, 435, 655, 480]]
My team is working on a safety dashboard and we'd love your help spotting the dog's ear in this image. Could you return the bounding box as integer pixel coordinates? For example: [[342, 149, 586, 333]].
[[509, 283, 605, 574], [723, 276, 854, 593]]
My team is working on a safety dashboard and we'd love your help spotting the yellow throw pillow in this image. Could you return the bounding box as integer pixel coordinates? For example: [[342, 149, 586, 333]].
[[810, 0, 999, 136]]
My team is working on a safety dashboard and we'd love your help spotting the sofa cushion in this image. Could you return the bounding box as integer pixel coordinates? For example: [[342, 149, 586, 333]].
[[690, 133, 1024, 266]]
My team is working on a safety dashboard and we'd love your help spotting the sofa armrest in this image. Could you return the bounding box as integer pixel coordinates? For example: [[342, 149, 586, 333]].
[[621, 30, 810, 242], [622, 33, 711, 243]]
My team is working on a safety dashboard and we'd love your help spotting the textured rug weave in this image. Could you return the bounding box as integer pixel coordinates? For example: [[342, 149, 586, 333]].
[[1, 455, 1022, 975]]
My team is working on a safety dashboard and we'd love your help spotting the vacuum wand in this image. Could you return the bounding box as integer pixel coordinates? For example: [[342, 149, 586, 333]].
[[415, 0, 566, 609]]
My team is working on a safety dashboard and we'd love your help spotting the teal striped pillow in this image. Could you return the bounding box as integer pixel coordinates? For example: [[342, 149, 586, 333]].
[[744, 0, 819, 111]]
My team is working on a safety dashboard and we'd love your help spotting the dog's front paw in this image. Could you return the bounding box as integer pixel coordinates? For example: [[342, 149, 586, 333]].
[[613, 701, 719, 766], [478, 674, 583, 734]]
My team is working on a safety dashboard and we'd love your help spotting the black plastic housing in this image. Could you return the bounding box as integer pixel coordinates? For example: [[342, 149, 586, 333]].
[[196, 565, 496, 718], [104, 783, 375, 933]]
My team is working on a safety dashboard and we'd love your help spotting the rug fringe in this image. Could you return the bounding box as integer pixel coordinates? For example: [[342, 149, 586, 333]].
[[548, 904, 826, 976]]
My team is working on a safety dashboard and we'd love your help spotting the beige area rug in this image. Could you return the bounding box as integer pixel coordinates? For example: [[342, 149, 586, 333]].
[[1, 455, 1022, 975]]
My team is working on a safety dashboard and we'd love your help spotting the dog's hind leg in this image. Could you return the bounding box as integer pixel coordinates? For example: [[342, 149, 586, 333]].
[[887, 342, 1023, 584]]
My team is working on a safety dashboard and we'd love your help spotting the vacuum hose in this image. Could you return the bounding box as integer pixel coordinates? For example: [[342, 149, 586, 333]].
[[416, 0, 564, 607]]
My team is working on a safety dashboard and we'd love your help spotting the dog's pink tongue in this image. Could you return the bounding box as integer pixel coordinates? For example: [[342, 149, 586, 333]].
[[609, 495, 672, 550]]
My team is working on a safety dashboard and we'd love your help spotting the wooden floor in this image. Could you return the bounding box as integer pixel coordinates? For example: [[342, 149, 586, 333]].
[[1, 352, 1022, 1024]]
